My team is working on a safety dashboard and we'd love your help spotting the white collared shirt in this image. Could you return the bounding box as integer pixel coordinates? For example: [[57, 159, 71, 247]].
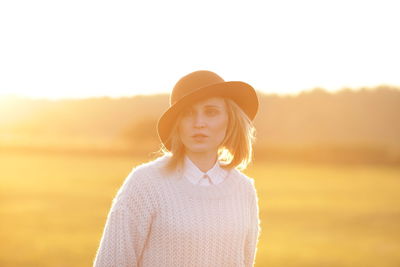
[[183, 156, 228, 186]]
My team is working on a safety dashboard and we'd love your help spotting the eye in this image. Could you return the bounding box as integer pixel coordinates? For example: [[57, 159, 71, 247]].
[[205, 108, 219, 116], [181, 108, 194, 117]]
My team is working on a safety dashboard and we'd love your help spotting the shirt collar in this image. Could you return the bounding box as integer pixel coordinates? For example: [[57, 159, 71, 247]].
[[183, 155, 227, 185]]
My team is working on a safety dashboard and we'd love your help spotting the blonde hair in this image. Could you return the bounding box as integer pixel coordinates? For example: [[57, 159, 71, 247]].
[[159, 98, 256, 172]]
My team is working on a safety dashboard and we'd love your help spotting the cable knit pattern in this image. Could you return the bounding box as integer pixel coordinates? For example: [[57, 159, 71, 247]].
[[93, 155, 260, 267]]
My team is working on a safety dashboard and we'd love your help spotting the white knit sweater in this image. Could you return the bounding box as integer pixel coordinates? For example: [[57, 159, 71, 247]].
[[93, 155, 260, 267]]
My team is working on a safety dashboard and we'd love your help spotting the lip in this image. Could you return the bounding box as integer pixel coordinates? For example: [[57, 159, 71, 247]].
[[191, 134, 208, 137], [192, 136, 207, 142]]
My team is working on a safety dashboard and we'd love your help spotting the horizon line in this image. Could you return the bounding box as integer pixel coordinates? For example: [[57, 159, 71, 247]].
[[1, 84, 399, 101]]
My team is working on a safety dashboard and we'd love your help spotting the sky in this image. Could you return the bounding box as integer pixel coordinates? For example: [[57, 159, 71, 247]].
[[0, 0, 399, 100]]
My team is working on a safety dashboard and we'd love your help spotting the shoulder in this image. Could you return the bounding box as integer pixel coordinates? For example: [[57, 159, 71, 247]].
[[116, 155, 170, 198], [231, 168, 256, 187], [111, 156, 170, 210], [230, 168, 258, 196], [129, 154, 170, 179]]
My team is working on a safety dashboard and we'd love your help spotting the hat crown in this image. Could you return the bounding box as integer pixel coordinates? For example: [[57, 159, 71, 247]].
[[170, 70, 225, 105]]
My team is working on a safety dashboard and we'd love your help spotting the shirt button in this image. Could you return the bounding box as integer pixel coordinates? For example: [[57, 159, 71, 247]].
[[203, 174, 213, 185]]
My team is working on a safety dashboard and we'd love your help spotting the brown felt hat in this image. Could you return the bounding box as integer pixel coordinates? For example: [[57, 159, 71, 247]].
[[157, 70, 259, 150]]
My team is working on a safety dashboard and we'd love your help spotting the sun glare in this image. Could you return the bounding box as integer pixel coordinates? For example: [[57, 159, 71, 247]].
[[0, 0, 398, 99]]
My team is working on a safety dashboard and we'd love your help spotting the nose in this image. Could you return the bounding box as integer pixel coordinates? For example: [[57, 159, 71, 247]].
[[193, 112, 206, 128]]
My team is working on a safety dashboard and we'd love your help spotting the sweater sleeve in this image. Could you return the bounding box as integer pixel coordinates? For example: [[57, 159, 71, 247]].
[[244, 180, 261, 267], [93, 169, 155, 267]]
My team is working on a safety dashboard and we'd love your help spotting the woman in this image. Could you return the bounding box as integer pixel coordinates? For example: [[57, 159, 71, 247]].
[[93, 70, 261, 267]]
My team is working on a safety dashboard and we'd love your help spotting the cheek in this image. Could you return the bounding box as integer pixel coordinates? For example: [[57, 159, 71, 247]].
[[213, 116, 228, 139], [178, 119, 189, 139]]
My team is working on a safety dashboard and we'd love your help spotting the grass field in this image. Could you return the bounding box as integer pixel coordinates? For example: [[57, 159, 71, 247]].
[[0, 150, 399, 267]]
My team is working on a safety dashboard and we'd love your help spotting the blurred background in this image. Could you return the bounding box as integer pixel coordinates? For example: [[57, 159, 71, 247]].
[[1, 0, 400, 266]]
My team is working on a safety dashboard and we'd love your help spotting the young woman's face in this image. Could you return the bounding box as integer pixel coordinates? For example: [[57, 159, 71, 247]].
[[178, 97, 229, 156]]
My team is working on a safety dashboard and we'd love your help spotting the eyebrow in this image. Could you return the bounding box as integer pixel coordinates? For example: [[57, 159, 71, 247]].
[[203, 104, 222, 108]]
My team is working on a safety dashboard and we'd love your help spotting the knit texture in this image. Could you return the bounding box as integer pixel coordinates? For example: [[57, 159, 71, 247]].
[[93, 155, 260, 267]]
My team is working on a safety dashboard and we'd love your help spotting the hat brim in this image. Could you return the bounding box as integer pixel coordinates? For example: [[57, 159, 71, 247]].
[[157, 81, 258, 151]]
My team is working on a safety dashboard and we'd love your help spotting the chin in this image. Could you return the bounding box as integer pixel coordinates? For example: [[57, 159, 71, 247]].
[[185, 144, 214, 154], [187, 147, 209, 154]]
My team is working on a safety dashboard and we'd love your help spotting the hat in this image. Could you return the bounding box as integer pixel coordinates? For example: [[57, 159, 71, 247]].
[[157, 70, 259, 150]]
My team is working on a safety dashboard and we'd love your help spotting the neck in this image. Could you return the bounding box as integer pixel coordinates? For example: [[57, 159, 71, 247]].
[[185, 151, 218, 172]]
